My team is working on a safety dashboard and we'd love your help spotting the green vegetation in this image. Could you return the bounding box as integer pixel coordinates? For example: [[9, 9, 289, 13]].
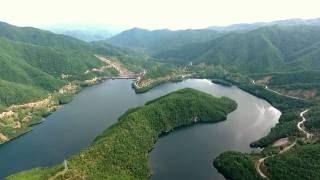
[[154, 26, 320, 73], [251, 120, 298, 148], [304, 107, 320, 132], [214, 151, 262, 180], [0, 87, 80, 143], [92, 41, 158, 73], [0, 79, 48, 107], [8, 88, 237, 180], [252, 71, 320, 86], [56, 93, 74, 105], [3, 20, 320, 179], [211, 75, 317, 180], [0, 22, 117, 108], [0, 21, 129, 144], [105, 25, 320, 180], [265, 144, 320, 179], [134, 78, 181, 94], [250, 110, 302, 148], [133, 63, 184, 93], [7, 166, 64, 180], [107, 28, 221, 55], [142, 63, 177, 79]]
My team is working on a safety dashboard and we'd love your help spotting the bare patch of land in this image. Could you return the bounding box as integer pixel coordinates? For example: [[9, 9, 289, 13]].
[[272, 137, 289, 147], [256, 76, 272, 85], [95, 55, 136, 78], [275, 88, 317, 99]]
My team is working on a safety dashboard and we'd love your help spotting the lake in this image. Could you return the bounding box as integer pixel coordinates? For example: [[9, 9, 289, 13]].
[[0, 79, 280, 179]]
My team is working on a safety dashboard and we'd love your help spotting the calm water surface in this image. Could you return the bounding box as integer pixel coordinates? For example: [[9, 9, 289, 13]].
[[0, 79, 280, 179]]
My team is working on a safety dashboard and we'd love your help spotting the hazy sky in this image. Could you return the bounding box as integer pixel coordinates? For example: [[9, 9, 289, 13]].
[[1, 0, 320, 30]]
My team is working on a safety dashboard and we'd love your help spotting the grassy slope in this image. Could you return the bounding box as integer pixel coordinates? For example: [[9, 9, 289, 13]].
[[8, 88, 237, 180]]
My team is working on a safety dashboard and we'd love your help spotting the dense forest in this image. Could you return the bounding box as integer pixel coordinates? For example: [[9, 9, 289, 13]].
[[214, 151, 262, 180], [107, 28, 221, 54], [265, 144, 320, 179], [154, 26, 320, 73]]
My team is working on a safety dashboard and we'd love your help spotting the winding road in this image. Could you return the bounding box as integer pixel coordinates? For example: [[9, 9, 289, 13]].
[[250, 78, 304, 101], [255, 109, 312, 179], [297, 110, 312, 139], [265, 86, 304, 100], [255, 156, 269, 179]]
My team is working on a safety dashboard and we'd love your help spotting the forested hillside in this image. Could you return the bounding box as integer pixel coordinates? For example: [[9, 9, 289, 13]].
[[0, 21, 130, 144], [0, 22, 117, 108], [155, 25, 320, 73], [107, 28, 221, 54]]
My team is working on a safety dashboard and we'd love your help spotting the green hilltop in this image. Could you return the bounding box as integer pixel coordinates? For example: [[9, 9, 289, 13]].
[[154, 25, 320, 73]]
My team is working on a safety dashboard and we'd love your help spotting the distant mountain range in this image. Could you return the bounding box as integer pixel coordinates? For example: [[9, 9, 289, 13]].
[[208, 18, 320, 32], [52, 29, 113, 42], [155, 25, 320, 73], [106, 18, 320, 74], [43, 24, 122, 42], [107, 28, 221, 54]]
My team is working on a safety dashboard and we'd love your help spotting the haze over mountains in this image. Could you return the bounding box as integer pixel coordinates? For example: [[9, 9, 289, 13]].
[[41, 18, 320, 43], [208, 18, 320, 32], [107, 28, 221, 54], [44, 24, 121, 42]]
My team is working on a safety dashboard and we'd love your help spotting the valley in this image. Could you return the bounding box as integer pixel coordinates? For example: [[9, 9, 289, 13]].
[[1, 17, 320, 180]]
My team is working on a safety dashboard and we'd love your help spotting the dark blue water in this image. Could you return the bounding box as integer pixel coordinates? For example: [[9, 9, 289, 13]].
[[0, 79, 280, 179]]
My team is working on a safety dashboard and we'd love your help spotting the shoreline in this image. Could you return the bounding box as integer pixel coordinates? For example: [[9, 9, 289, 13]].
[[2, 76, 302, 179], [0, 76, 128, 145], [0, 55, 135, 145]]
